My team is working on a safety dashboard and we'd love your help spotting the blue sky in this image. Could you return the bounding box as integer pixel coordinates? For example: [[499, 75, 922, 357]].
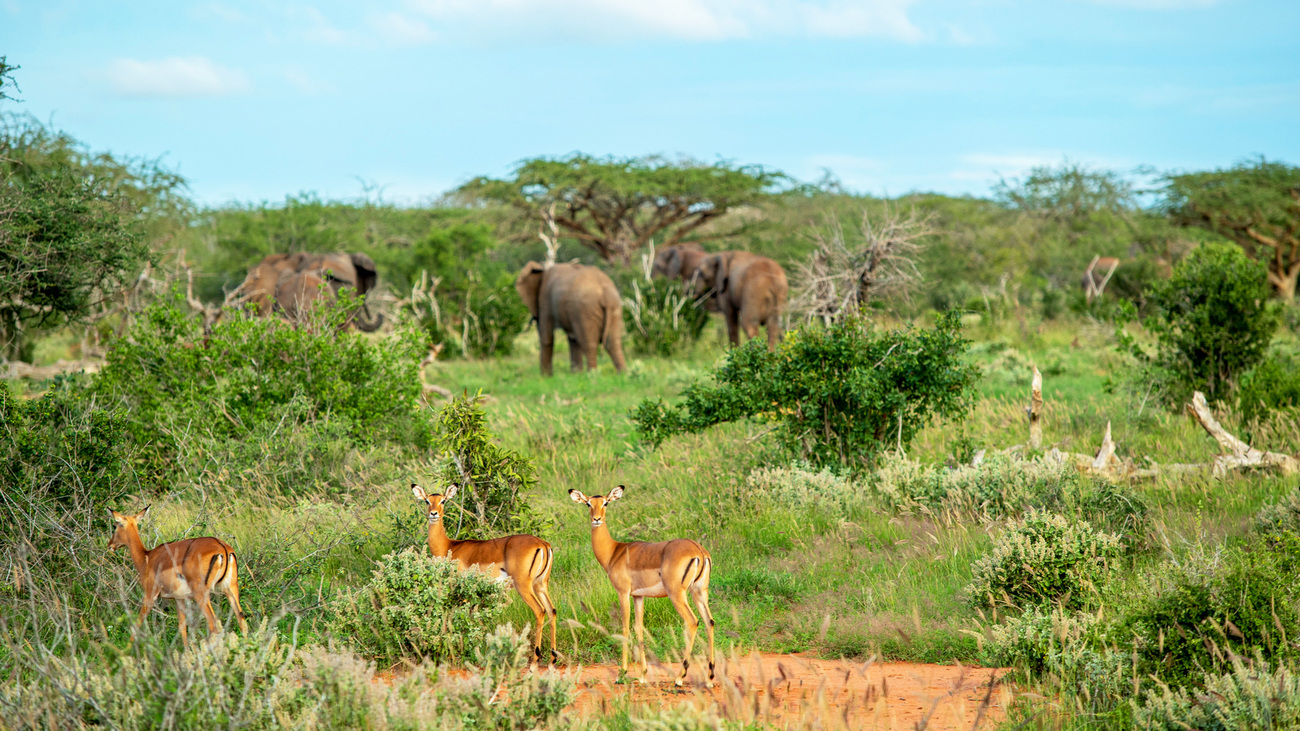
[[3, 0, 1297, 205]]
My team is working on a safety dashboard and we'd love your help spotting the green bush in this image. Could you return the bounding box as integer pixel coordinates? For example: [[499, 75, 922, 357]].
[[326, 548, 512, 664], [1134, 652, 1300, 731], [1119, 537, 1300, 688], [622, 277, 710, 357], [631, 311, 979, 469], [419, 274, 529, 360], [1139, 243, 1280, 404], [430, 391, 546, 539], [987, 607, 1130, 710], [871, 454, 1149, 542], [967, 510, 1122, 610], [88, 294, 430, 490], [746, 464, 861, 516], [1253, 487, 1300, 538], [1238, 351, 1300, 424]]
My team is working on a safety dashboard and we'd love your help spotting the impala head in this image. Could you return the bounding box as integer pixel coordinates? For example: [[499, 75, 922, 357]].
[[107, 506, 149, 550], [569, 485, 623, 527], [411, 483, 458, 524]]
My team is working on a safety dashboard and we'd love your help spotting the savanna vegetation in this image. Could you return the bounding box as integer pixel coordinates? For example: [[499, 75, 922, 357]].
[[4, 59, 1300, 730]]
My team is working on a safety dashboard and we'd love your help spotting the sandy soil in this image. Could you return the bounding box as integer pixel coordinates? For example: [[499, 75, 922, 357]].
[[568, 652, 1013, 730]]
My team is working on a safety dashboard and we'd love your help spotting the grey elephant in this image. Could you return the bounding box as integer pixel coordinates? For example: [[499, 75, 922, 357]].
[[515, 261, 626, 376], [697, 251, 788, 350], [229, 252, 384, 331], [651, 242, 718, 311]]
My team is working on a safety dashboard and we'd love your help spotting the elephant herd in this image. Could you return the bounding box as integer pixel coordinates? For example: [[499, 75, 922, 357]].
[[233, 242, 788, 373]]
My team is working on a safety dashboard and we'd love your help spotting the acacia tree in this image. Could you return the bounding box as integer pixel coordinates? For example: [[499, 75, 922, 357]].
[[1164, 158, 1300, 301], [457, 154, 784, 264]]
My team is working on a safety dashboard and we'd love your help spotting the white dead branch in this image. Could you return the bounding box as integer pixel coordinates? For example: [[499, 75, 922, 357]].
[[539, 202, 561, 268], [1186, 391, 1300, 477], [1027, 366, 1043, 451], [791, 207, 930, 324]]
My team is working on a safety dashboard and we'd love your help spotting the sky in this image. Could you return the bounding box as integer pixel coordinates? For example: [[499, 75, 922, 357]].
[[2, 0, 1298, 206]]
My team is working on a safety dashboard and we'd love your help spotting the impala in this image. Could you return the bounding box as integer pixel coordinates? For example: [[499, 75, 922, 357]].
[[108, 506, 248, 647], [569, 485, 715, 686], [411, 483, 559, 665]]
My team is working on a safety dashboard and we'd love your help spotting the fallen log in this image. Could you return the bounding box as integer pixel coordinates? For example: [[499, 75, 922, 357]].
[[2, 359, 102, 381], [1186, 391, 1299, 477]]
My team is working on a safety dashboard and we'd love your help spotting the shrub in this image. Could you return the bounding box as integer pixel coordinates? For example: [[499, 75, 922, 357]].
[[431, 391, 546, 539], [967, 510, 1122, 610], [1140, 243, 1280, 404], [1253, 487, 1300, 537], [987, 607, 1130, 710], [88, 294, 430, 490], [1238, 351, 1300, 424], [1134, 652, 1300, 731], [746, 464, 861, 515], [871, 454, 1149, 542], [1119, 538, 1300, 688], [622, 277, 710, 357], [326, 548, 512, 664], [631, 310, 979, 469]]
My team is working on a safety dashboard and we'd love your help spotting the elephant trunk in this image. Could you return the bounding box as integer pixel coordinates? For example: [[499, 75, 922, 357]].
[[354, 303, 385, 332]]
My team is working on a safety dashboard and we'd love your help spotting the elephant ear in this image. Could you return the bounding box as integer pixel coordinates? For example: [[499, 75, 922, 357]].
[[514, 262, 546, 319], [666, 248, 683, 280], [350, 253, 379, 295], [711, 254, 730, 296]]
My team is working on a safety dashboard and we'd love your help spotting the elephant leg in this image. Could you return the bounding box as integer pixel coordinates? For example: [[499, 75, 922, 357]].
[[568, 334, 583, 372], [580, 315, 601, 371], [538, 318, 556, 377], [604, 330, 626, 374], [724, 308, 740, 347], [765, 316, 783, 351]]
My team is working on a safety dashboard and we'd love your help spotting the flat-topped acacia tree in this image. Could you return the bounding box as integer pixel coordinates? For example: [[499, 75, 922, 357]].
[[1164, 158, 1300, 301], [456, 154, 785, 264]]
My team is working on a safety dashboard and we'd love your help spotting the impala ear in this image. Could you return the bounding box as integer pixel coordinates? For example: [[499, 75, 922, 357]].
[[568, 489, 590, 505], [136, 505, 150, 521], [443, 483, 459, 501], [606, 485, 625, 503], [110, 509, 125, 524], [411, 484, 428, 502]]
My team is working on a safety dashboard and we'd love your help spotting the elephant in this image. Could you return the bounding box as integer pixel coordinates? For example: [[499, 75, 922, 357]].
[[651, 242, 718, 311], [515, 261, 626, 376], [697, 251, 788, 351], [228, 252, 384, 331]]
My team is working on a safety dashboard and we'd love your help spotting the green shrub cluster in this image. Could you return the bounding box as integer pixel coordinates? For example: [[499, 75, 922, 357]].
[[1253, 487, 1300, 538], [417, 272, 529, 360], [745, 464, 860, 515], [631, 311, 979, 469], [967, 510, 1123, 610], [0, 622, 571, 730], [1134, 652, 1300, 731], [88, 294, 430, 491], [1238, 350, 1300, 424], [872, 454, 1149, 539], [986, 607, 1131, 711], [1118, 537, 1300, 687], [326, 548, 512, 664], [621, 276, 710, 357]]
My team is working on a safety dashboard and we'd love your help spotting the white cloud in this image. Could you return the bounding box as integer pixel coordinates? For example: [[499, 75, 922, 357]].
[[368, 11, 439, 45], [948, 152, 1066, 183], [406, 0, 923, 42], [105, 57, 250, 98], [193, 3, 248, 23], [293, 5, 348, 44]]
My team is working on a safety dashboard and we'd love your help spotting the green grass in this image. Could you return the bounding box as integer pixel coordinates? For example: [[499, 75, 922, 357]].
[[24, 315, 1299, 677]]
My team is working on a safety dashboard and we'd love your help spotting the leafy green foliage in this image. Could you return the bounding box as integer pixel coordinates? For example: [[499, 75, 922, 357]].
[[430, 392, 545, 538], [1119, 536, 1300, 688], [631, 311, 979, 469], [1143, 243, 1280, 403], [966, 510, 1123, 610], [986, 607, 1130, 711], [418, 274, 529, 360], [1165, 158, 1300, 301], [994, 161, 1137, 223], [1238, 351, 1300, 424], [1253, 487, 1300, 538], [326, 548, 512, 664], [88, 294, 429, 490], [458, 153, 784, 263], [1135, 652, 1300, 731], [621, 277, 709, 357]]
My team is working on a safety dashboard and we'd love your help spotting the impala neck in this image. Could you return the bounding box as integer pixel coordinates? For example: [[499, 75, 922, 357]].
[[427, 518, 452, 557], [590, 522, 618, 569], [123, 524, 150, 576]]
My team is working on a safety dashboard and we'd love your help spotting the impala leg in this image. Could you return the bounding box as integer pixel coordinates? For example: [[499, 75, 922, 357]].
[[199, 594, 220, 636], [633, 596, 648, 677], [618, 593, 632, 677], [691, 587, 716, 686], [175, 598, 190, 650], [667, 589, 699, 687], [133, 598, 155, 643], [222, 566, 249, 634], [516, 584, 547, 668], [536, 580, 559, 666]]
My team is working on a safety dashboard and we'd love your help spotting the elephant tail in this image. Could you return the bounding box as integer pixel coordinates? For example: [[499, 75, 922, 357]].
[[601, 299, 623, 347]]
